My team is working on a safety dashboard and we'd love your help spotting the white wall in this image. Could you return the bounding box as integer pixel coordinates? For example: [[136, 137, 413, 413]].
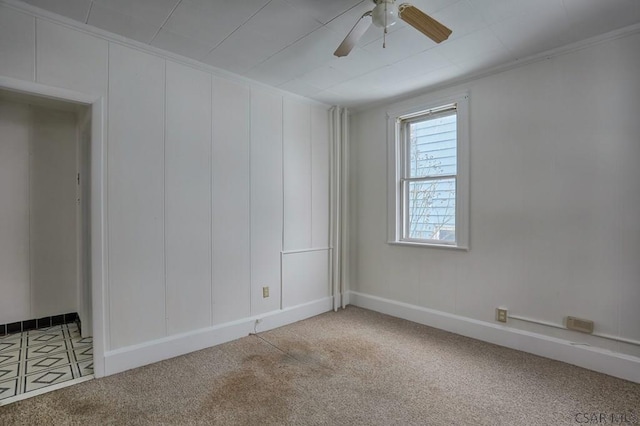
[[0, 98, 79, 323], [29, 105, 78, 318], [349, 31, 640, 359], [0, 100, 30, 323], [0, 2, 331, 365]]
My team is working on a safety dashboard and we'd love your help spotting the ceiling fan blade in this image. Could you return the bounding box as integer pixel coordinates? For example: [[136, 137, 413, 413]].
[[334, 11, 373, 57], [398, 4, 452, 43]]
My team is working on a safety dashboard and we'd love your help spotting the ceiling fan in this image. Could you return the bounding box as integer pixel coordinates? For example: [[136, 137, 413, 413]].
[[334, 0, 452, 57]]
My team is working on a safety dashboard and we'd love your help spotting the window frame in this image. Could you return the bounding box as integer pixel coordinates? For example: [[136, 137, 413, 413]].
[[387, 92, 470, 250]]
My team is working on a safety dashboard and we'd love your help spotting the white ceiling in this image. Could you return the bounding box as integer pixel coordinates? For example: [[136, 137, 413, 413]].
[[20, 0, 640, 108]]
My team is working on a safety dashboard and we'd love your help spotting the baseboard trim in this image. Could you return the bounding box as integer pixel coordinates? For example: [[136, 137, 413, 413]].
[[348, 291, 640, 384], [103, 297, 332, 376]]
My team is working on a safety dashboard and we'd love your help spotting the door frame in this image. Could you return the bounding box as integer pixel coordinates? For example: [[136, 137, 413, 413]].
[[0, 76, 107, 378]]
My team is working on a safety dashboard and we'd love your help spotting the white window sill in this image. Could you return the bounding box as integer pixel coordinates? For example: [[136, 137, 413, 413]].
[[387, 240, 469, 251]]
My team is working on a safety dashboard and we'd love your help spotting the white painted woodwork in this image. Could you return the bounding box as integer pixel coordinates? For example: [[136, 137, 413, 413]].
[[0, 5, 35, 81], [282, 250, 330, 308], [77, 107, 92, 337], [311, 106, 330, 248], [0, 100, 30, 324], [36, 19, 108, 96], [283, 99, 312, 251], [29, 106, 78, 318], [212, 76, 251, 324], [350, 292, 640, 384], [108, 43, 166, 349], [250, 88, 283, 316], [165, 61, 212, 335], [0, 4, 335, 368], [350, 31, 640, 358], [103, 296, 332, 376]]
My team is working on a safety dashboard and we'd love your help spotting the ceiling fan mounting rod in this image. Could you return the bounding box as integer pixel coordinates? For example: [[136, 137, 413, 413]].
[[384, 1, 388, 48]]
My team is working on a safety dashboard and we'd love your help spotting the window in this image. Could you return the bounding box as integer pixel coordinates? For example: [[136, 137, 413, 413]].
[[387, 93, 469, 249]]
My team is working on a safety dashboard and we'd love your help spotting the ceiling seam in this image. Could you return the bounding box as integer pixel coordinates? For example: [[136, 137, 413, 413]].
[[149, 0, 184, 44], [324, 0, 368, 26], [202, 0, 275, 59], [226, 1, 368, 77], [84, 1, 93, 24]]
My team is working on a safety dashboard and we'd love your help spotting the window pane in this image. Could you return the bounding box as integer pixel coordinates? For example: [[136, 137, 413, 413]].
[[408, 114, 457, 178], [407, 178, 456, 242]]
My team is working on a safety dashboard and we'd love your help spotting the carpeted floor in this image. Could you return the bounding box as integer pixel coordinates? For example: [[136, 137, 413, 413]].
[[0, 306, 638, 425]]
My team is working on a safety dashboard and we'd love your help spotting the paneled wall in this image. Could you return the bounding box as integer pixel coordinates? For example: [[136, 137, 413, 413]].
[[250, 89, 283, 316], [108, 43, 166, 349], [164, 61, 212, 336], [211, 77, 251, 325], [282, 99, 331, 307], [0, 3, 331, 355]]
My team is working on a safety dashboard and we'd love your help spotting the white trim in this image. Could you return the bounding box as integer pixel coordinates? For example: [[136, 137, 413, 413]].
[[387, 92, 469, 249], [89, 97, 106, 378], [508, 314, 640, 347], [0, 0, 329, 109], [387, 241, 468, 251], [103, 297, 332, 376], [348, 291, 640, 384], [0, 77, 107, 379], [0, 76, 95, 104], [282, 247, 331, 255]]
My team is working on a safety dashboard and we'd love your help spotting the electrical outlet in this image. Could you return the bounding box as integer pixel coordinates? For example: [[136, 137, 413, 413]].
[[496, 308, 508, 323], [262, 286, 269, 298]]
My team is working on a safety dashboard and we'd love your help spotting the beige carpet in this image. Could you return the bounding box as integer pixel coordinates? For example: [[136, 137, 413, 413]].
[[1, 306, 638, 425]]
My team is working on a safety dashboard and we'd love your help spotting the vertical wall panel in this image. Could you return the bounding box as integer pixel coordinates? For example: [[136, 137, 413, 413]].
[[0, 5, 35, 81], [36, 20, 108, 96], [212, 77, 250, 324], [282, 251, 330, 308], [311, 106, 330, 248], [250, 89, 283, 316], [165, 61, 212, 335], [108, 43, 165, 349], [0, 100, 30, 324], [29, 107, 78, 318], [283, 99, 312, 251]]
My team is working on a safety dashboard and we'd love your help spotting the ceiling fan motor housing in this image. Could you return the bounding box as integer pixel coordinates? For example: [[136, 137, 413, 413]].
[[372, 0, 398, 28]]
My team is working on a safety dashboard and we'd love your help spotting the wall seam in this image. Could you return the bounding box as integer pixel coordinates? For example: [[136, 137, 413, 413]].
[[163, 59, 168, 336], [309, 106, 313, 248], [210, 75, 214, 326], [27, 105, 33, 319], [281, 98, 285, 310], [33, 18, 37, 82], [106, 42, 112, 351], [248, 88, 252, 317]]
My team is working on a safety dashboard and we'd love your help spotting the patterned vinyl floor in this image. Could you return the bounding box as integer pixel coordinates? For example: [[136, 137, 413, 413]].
[[0, 323, 93, 401]]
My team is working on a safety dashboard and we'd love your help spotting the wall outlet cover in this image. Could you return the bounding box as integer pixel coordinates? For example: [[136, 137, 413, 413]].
[[496, 308, 508, 323]]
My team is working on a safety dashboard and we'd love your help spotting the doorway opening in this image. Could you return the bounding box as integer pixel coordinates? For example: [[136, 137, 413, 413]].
[[0, 87, 97, 404]]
